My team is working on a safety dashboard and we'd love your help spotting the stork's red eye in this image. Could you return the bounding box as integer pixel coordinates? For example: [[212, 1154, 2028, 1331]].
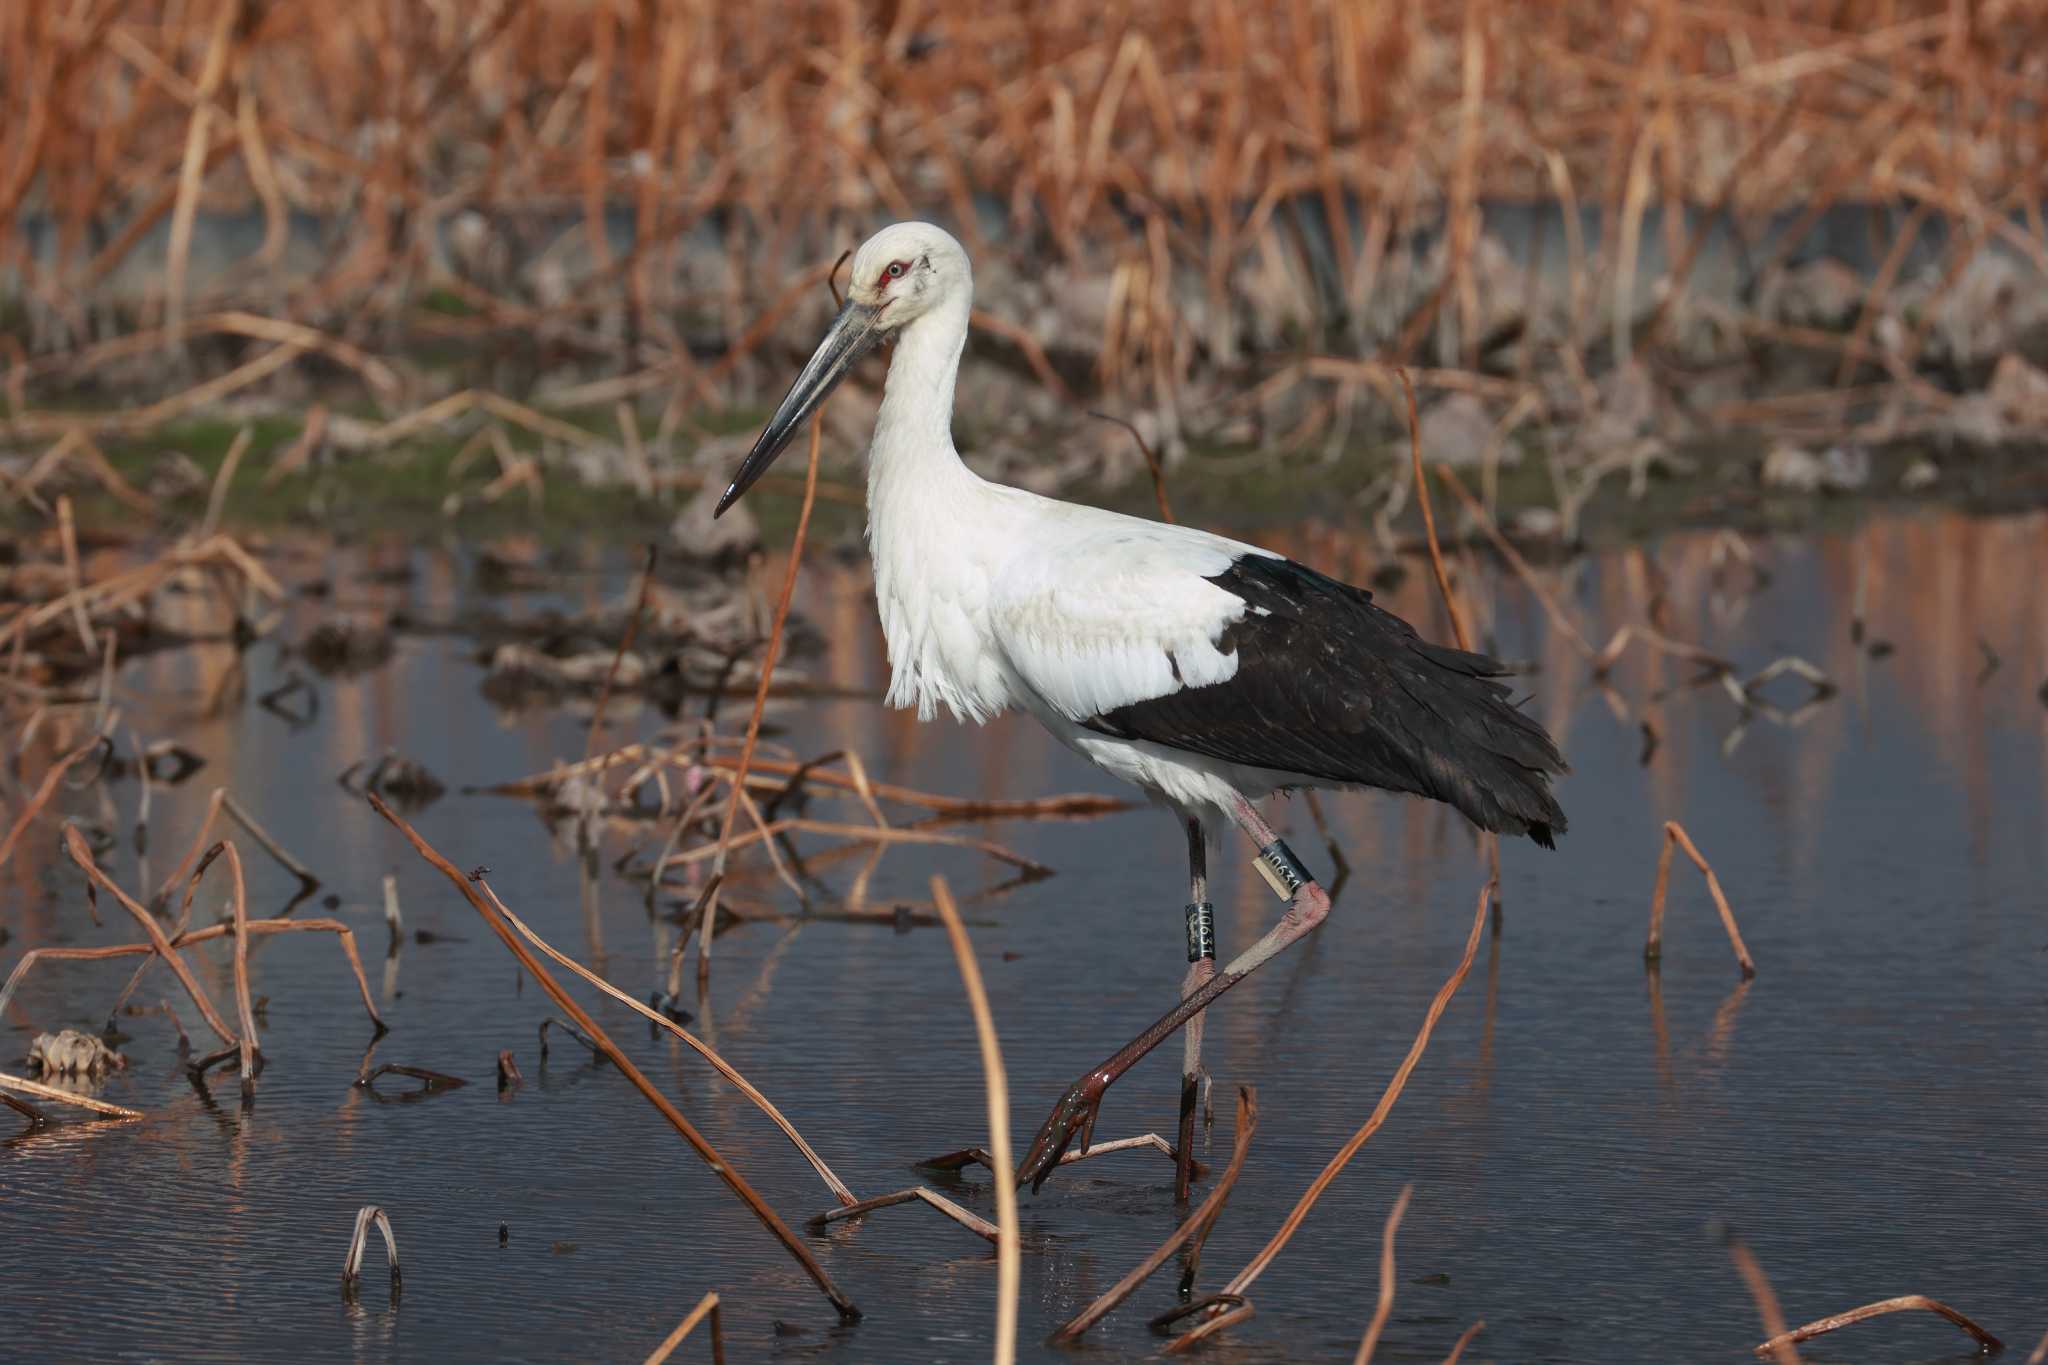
[[883, 260, 909, 283]]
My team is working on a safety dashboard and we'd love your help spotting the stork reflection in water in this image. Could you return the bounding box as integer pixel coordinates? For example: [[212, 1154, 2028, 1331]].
[[715, 222, 1569, 1196]]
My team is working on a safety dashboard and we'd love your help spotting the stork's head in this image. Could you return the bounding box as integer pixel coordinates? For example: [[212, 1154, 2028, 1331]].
[[715, 222, 970, 516]]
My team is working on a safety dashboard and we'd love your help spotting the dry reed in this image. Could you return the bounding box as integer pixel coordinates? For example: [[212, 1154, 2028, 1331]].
[[642, 1291, 725, 1365], [0, 1070, 143, 1120], [474, 877, 857, 1207], [1725, 1225, 1798, 1365], [1442, 1320, 1486, 1363], [1052, 1087, 1256, 1343], [1754, 1294, 2004, 1357], [929, 873, 1018, 1365], [695, 410, 823, 994], [1352, 1184, 1414, 1365], [367, 793, 860, 1321], [341, 1205, 399, 1296], [2, 2, 2037, 479], [1168, 879, 1494, 1352], [1646, 820, 1756, 977]]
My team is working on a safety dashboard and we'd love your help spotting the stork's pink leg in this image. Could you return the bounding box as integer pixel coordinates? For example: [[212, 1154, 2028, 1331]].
[[1019, 795, 1330, 1193]]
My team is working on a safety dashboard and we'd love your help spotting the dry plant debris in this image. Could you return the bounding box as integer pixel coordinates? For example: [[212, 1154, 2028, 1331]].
[[642, 1291, 725, 1365], [1646, 820, 1757, 977], [1168, 880, 1494, 1352], [1754, 1294, 2005, 1358], [26, 1029, 123, 1077], [368, 793, 860, 1322], [341, 1205, 400, 1300]]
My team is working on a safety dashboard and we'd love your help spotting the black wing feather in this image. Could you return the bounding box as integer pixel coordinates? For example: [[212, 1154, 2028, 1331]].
[[1081, 556, 1569, 845]]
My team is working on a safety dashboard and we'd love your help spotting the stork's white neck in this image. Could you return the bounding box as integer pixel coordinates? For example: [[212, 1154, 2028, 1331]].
[[869, 292, 974, 494], [863, 289, 1012, 723]]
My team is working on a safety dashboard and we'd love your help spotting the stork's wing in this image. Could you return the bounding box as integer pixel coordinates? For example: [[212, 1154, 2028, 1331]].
[[989, 524, 1267, 722], [999, 542, 1567, 845]]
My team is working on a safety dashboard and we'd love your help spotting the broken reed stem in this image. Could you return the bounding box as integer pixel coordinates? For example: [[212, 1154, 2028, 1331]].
[[1645, 821, 1756, 977], [2, 1090, 43, 1128], [1171, 880, 1494, 1352], [475, 878, 857, 1206], [1434, 464, 1598, 660], [366, 794, 860, 1321], [1089, 410, 1175, 523], [1754, 1295, 2004, 1358], [493, 746, 1128, 819], [200, 425, 252, 537], [809, 1186, 998, 1241], [585, 543, 659, 762], [643, 1291, 725, 1365], [62, 824, 237, 1046], [1397, 367, 1470, 652], [1726, 1228, 1798, 1365], [1053, 1086, 1257, 1342], [1353, 1184, 1414, 1365], [341, 1205, 400, 1291], [0, 736, 104, 870], [0, 1070, 143, 1119], [699, 411, 822, 992], [1443, 1320, 1486, 1364], [930, 874, 1017, 1365], [222, 841, 258, 1083], [57, 495, 96, 654]]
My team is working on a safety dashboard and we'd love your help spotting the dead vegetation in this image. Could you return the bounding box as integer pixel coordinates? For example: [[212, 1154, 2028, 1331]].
[[5, 2, 2048, 533]]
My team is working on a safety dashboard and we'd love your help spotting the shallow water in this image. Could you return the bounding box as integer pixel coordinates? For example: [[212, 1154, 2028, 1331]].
[[3, 507, 2045, 1364]]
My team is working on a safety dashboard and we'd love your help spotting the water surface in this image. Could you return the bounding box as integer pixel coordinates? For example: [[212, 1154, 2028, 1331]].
[[3, 509, 2045, 1363]]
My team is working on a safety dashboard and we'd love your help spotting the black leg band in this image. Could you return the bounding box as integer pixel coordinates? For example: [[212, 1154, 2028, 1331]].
[[1185, 901, 1216, 962], [1254, 839, 1312, 901]]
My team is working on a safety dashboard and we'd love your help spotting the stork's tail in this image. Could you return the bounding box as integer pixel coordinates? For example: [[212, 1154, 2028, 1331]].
[[1401, 636, 1569, 847]]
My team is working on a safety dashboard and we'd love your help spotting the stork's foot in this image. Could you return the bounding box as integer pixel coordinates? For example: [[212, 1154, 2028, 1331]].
[[1017, 1068, 1112, 1192]]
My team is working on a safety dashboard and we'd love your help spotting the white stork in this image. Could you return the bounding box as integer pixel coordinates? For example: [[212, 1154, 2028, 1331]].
[[715, 222, 1568, 1196]]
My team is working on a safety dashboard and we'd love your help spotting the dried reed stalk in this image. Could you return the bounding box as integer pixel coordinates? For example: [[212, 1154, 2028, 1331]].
[[643, 1291, 725, 1365], [0, 1071, 143, 1119], [492, 746, 1126, 819], [809, 1185, 1000, 1242], [2, 1090, 42, 1128], [367, 794, 860, 1321], [1442, 1320, 1486, 1363], [1090, 411, 1175, 523], [63, 825, 237, 1046], [151, 786, 318, 909], [1353, 1184, 1414, 1365], [584, 544, 658, 762], [199, 426, 252, 537], [2026, 1327, 2048, 1365], [1053, 1087, 1256, 1342], [475, 878, 856, 1206], [1754, 1295, 2003, 1357], [1169, 880, 1493, 1352], [222, 841, 258, 1082], [0, 736, 104, 870], [1646, 821, 1756, 977], [1398, 368, 1469, 652], [6, 911, 382, 1033], [56, 496, 95, 654], [1726, 1227, 1798, 1365], [341, 1205, 399, 1292], [654, 815, 1047, 879], [697, 411, 823, 992], [930, 874, 1017, 1365]]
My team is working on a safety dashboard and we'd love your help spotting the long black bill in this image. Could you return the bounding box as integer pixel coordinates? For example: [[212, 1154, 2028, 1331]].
[[714, 298, 884, 517]]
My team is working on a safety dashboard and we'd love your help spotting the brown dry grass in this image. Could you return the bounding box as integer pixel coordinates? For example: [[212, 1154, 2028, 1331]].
[[3, 1, 2043, 449]]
